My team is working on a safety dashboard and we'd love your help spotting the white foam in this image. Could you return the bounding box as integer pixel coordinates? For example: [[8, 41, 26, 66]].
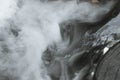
[[0, 0, 114, 80]]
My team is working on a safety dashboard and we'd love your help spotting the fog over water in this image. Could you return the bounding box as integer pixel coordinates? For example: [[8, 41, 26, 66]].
[[0, 0, 114, 80]]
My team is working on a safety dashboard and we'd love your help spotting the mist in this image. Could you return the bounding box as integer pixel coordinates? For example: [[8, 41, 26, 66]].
[[0, 0, 115, 80]]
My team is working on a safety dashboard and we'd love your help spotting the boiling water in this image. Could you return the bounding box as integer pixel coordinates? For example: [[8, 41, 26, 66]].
[[0, 0, 114, 80]]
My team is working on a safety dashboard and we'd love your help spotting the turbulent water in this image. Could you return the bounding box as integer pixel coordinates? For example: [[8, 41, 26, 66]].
[[0, 0, 115, 80]]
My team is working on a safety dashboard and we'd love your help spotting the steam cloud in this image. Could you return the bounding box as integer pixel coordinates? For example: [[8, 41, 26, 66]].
[[0, 0, 114, 80]]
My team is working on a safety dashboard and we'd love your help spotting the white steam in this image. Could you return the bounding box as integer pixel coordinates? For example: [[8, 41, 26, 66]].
[[0, 0, 115, 80]]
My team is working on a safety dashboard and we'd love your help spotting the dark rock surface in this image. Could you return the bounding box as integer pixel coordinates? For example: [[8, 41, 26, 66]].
[[95, 42, 120, 80], [94, 13, 120, 80]]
